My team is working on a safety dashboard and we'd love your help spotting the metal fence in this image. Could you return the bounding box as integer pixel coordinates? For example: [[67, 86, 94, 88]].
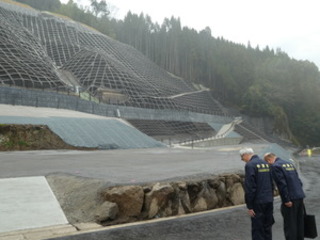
[[0, 86, 233, 124]]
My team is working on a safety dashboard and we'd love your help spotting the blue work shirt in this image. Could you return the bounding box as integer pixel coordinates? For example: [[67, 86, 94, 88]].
[[244, 155, 274, 209], [270, 157, 305, 203]]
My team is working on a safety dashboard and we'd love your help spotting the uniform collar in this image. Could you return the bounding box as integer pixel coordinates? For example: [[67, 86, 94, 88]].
[[250, 154, 258, 161]]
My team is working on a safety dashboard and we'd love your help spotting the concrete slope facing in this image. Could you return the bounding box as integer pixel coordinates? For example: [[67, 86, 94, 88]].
[[47, 117, 165, 149], [0, 115, 165, 150], [0, 176, 68, 233]]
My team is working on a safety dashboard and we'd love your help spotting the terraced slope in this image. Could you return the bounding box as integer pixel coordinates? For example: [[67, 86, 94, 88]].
[[0, 1, 223, 114]]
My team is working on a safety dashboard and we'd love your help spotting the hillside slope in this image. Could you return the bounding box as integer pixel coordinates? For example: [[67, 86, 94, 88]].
[[0, 1, 221, 114]]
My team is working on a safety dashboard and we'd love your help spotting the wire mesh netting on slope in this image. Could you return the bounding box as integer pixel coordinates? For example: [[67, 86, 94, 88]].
[[234, 123, 295, 147], [0, 116, 165, 149], [128, 119, 217, 144], [0, 1, 224, 114]]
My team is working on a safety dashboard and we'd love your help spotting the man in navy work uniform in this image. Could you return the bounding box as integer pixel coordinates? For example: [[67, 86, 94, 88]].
[[240, 148, 274, 240], [264, 153, 305, 240]]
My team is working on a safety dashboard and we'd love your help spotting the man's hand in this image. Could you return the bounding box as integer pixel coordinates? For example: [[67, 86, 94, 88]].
[[248, 209, 255, 217], [284, 201, 293, 207]]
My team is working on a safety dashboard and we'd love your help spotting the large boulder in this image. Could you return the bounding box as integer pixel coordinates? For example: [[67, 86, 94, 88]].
[[224, 174, 241, 190], [143, 183, 175, 219], [187, 181, 203, 206], [192, 181, 219, 212], [208, 177, 221, 189], [228, 182, 245, 205], [215, 178, 227, 207], [193, 197, 207, 212], [203, 185, 219, 209], [102, 185, 144, 219], [177, 182, 192, 214], [94, 201, 119, 223]]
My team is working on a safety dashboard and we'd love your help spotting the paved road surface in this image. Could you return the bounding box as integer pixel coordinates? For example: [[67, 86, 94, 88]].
[[0, 145, 269, 184]]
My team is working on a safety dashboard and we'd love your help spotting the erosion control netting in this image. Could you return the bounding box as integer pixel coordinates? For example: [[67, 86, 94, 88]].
[[0, 6, 63, 89], [0, 1, 224, 114], [234, 123, 295, 147], [128, 119, 216, 143]]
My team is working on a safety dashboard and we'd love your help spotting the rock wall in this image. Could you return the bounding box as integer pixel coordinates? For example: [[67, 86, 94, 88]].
[[95, 174, 245, 225]]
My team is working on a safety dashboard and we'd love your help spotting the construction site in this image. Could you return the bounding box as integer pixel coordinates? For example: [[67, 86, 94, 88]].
[[0, 1, 318, 240]]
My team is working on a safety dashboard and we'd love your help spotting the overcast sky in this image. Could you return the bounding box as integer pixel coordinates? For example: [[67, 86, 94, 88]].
[[63, 0, 320, 69]]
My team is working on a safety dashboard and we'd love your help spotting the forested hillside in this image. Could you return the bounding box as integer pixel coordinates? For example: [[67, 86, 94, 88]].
[[12, 0, 320, 146]]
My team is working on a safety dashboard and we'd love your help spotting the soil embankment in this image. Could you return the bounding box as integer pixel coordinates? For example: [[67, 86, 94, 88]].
[[0, 124, 92, 151]]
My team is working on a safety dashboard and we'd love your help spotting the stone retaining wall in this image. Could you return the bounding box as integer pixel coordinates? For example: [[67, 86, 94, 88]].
[[94, 173, 245, 225]]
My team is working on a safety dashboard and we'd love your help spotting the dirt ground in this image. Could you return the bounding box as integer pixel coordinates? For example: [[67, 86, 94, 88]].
[[46, 173, 108, 224]]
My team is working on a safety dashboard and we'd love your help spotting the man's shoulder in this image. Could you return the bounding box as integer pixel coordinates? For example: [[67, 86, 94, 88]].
[[273, 158, 295, 171], [251, 154, 263, 161], [249, 155, 265, 165], [274, 158, 289, 166], [246, 156, 268, 169]]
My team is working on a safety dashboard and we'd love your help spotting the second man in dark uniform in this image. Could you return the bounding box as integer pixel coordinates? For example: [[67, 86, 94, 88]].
[[264, 152, 305, 240]]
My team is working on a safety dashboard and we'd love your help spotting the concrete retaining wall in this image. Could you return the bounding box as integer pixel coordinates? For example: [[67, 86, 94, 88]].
[[0, 86, 232, 124]]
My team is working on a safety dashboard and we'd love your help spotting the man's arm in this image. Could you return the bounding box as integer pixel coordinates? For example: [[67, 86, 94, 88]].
[[245, 164, 257, 212], [272, 165, 291, 204]]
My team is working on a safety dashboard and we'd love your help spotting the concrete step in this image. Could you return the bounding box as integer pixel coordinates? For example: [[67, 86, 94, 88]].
[[0, 223, 105, 240], [0, 177, 68, 234], [0, 224, 77, 240]]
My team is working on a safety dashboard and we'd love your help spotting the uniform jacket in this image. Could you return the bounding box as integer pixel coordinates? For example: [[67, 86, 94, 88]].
[[270, 157, 305, 203], [244, 155, 274, 209]]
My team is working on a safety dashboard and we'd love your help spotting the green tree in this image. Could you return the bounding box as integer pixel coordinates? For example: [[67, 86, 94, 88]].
[[90, 0, 109, 18]]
